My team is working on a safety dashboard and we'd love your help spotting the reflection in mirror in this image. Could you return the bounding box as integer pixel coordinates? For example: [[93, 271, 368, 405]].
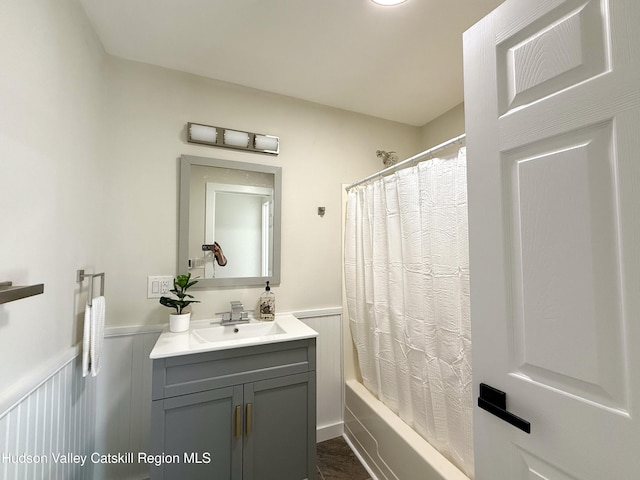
[[204, 181, 273, 278], [179, 155, 282, 288]]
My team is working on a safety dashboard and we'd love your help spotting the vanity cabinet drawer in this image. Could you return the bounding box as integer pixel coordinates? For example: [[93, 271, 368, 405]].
[[152, 339, 316, 400]]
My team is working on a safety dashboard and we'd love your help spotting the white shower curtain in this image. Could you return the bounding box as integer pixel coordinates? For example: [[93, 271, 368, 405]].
[[344, 147, 473, 478]]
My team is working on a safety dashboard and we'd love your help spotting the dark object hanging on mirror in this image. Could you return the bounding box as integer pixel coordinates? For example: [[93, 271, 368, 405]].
[[202, 242, 228, 266]]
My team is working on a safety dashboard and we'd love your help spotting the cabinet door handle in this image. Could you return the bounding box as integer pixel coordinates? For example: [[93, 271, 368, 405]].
[[245, 403, 253, 436], [235, 405, 242, 438]]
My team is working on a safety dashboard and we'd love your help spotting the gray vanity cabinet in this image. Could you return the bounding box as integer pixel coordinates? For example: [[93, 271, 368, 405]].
[[150, 339, 316, 480], [243, 373, 312, 480], [152, 385, 243, 479]]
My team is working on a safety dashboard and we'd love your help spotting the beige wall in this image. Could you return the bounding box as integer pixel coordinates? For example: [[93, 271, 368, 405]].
[[0, 0, 438, 394], [420, 102, 465, 154], [102, 57, 422, 326], [0, 0, 106, 388]]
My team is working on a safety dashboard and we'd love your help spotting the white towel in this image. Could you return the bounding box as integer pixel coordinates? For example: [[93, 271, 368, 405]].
[[82, 296, 106, 377], [82, 303, 91, 377]]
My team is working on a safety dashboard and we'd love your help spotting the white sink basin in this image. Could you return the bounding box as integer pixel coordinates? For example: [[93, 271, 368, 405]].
[[192, 321, 286, 343], [149, 313, 319, 359]]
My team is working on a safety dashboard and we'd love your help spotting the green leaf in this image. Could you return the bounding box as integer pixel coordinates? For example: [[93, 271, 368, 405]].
[[159, 274, 199, 314]]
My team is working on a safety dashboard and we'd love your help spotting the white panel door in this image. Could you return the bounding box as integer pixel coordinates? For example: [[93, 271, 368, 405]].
[[463, 0, 640, 478]]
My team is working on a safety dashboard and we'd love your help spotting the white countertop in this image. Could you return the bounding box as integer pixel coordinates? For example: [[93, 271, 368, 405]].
[[149, 313, 319, 359]]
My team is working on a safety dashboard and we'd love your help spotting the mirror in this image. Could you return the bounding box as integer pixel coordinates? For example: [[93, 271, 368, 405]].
[[179, 155, 282, 287]]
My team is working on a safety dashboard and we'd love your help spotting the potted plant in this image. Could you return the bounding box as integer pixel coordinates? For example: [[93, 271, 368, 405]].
[[159, 273, 199, 332]]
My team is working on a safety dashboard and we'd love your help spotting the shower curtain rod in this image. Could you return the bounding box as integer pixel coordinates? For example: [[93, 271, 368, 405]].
[[345, 133, 466, 191]]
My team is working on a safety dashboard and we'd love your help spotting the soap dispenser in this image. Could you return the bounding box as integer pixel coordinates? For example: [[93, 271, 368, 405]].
[[259, 281, 275, 321]]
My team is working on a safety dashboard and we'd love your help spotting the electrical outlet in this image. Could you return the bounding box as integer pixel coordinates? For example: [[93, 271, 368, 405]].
[[160, 278, 171, 294], [147, 275, 174, 299]]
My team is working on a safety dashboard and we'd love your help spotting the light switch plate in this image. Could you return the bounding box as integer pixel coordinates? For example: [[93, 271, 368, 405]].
[[147, 276, 173, 299]]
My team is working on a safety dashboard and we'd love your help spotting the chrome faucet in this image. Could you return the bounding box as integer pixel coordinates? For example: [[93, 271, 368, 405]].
[[230, 301, 245, 321], [217, 301, 249, 325]]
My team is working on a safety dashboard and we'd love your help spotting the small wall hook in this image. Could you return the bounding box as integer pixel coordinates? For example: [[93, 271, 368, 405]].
[[317, 207, 326, 217]]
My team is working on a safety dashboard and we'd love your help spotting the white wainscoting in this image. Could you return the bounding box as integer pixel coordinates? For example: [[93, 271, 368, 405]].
[[294, 308, 344, 442], [93, 325, 162, 480], [0, 345, 97, 480]]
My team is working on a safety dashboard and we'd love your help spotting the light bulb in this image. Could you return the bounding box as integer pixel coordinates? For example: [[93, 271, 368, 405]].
[[223, 129, 250, 148], [189, 123, 217, 144]]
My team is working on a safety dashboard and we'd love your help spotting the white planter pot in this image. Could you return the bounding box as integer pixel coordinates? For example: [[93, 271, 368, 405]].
[[169, 312, 191, 332]]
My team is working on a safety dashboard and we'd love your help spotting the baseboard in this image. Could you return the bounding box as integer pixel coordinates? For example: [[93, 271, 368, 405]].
[[317, 421, 344, 443]]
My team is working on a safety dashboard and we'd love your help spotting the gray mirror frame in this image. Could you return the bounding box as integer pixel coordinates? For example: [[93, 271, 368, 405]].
[[179, 154, 282, 288]]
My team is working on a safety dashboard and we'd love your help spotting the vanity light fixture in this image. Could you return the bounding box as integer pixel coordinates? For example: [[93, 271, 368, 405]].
[[187, 122, 279, 155]]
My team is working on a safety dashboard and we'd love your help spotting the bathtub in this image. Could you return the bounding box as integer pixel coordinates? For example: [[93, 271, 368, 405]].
[[344, 379, 471, 480]]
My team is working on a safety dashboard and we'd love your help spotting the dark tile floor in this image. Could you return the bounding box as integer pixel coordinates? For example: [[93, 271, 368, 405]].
[[316, 436, 372, 480]]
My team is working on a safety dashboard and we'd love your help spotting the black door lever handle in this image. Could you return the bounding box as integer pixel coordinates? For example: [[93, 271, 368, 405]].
[[478, 383, 531, 434]]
